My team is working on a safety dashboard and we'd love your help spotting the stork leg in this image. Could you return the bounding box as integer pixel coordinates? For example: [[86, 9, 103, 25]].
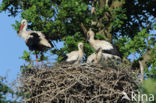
[[35, 51, 38, 65], [41, 52, 44, 69]]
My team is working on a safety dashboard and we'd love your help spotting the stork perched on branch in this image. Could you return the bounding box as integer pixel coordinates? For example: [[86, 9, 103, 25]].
[[66, 42, 84, 64], [87, 28, 121, 60], [18, 19, 53, 64]]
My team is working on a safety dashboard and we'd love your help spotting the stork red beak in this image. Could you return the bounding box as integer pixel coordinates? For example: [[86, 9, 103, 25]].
[[18, 24, 24, 34]]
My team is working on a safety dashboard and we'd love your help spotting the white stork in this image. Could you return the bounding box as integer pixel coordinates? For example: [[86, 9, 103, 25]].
[[66, 42, 84, 64], [87, 48, 102, 63], [102, 53, 121, 60], [87, 28, 121, 59], [18, 19, 53, 64]]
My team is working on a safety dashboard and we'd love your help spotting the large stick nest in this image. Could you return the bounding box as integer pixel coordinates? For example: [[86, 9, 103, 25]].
[[19, 61, 138, 103]]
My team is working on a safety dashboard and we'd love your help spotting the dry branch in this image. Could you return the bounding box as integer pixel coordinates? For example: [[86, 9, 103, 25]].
[[18, 61, 138, 103], [80, 23, 88, 37]]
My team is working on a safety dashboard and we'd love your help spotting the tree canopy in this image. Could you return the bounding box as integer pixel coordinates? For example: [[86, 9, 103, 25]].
[[0, 76, 17, 103], [0, 0, 155, 77], [0, 0, 156, 102]]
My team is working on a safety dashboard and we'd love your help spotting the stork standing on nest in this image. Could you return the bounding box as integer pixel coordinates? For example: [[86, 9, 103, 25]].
[[66, 42, 84, 64], [87, 28, 121, 60], [18, 19, 53, 64]]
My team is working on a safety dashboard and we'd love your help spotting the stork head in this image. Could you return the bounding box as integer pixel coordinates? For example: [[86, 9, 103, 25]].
[[96, 47, 102, 54], [18, 19, 27, 34], [78, 42, 83, 50], [87, 28, 95, 41]]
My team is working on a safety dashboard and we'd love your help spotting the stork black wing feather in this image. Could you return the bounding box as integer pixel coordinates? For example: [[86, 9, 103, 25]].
[[102, 49, 121, 57], [26, 32, 41, 51]]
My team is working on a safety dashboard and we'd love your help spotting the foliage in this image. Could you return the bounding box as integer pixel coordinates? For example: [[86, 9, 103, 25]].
[[142, 79, 156, 96], [20, 50, 31, 62], [20, 50, 48, 62], [0, 0, 156, 102], [145, 46, 156, 79], [0, 0, 156, 87], [116, 29, 150, 57], [139, 78, 156, 103], [0, 76, 18, 103]]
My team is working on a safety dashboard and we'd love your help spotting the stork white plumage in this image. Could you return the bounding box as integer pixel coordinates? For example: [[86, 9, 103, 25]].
[[102, 53, 121, 60], [91, 6, 96, 15], [18, 19, 53, 64], [87, 28, 121, 60], [87, 48, 102, 63], [66, 42, 84, 64]]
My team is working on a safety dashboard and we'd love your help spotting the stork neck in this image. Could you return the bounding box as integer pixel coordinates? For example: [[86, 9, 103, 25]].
[[78, 46, 83, 52], [22, 23, 27, 32], [89, 35, 95, 43], [78, 47, 84, 59], [19, 24, 28, 40]]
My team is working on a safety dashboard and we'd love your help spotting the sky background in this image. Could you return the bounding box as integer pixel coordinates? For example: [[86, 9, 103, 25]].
[[0, 13, 27, 82]]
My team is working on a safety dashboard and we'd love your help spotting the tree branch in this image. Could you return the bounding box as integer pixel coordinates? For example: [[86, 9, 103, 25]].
[[139, 61, 144, 84], [140, 49, 152, 67], [80, 23, 88, 37]]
